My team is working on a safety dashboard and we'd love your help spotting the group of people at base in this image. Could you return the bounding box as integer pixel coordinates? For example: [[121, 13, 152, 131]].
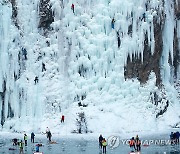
[[99, 134, 141, 153], [11, 128, 54, 154], [12, 132, 37, 154], [170, 131, 180, 144], [11, 115, 65, 153], [99, 135, 107, 153], [129, 135, 141, 152]]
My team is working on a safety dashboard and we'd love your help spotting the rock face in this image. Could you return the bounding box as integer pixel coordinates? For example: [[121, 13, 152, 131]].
[[0, 80, 6, 126], [173, 1, 180, 78], [125, 1, 180, 85], [38, 0, 54, 31], [173, 27, 180, 77], [9, 0, 19, 29], [125, 17, 164, 85]]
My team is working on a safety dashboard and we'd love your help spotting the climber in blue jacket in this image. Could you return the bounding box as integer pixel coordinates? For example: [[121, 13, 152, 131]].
[[111, 18, 115, 29]]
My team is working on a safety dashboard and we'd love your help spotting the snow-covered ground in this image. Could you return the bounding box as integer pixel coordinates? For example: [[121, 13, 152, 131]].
[[0, 0, 180, 135]]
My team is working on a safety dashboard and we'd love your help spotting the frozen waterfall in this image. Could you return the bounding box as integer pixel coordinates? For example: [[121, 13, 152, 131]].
[[0, 0, 180, 134]]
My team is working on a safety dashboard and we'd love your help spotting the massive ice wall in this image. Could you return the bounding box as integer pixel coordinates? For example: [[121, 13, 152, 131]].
[[0, 0, 180, 133]]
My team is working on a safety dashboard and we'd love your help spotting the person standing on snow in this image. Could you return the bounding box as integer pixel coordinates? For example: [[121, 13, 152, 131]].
[[47, 131, 52, 142], [175, 131, 179, 144], [102, 138, 107, 153], [24, 134, 28, 146], [46, 127, 50, 138], [135, 135, 139, 140], [173, 132, 177, 144], [135, 138, 141, 151], [31, 132, 35, 143], [19, 140, 24, 154], [129, 137, 136, 152], [99, 134, 103, 149], [170, 132, 174, 144]]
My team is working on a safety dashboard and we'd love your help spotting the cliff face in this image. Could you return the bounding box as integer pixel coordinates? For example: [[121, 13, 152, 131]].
[[125, 1, 180, 85], [173, 1, 180, 77], [124, 17, 164, 85]]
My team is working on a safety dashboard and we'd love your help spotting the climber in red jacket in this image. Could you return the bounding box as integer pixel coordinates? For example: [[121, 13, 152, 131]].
[[71, 4, 74, 14]]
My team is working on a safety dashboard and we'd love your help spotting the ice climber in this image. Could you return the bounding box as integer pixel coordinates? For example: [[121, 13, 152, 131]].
[[34, 76, 38, 84], [142, 13, 146, 21], [61, 115, 65, 123], [42, 62, 46, 72], [111, 18, 115, 29], [71, 3, 74, 14], [22, 48, 27, 60], [117, 31, 121, 48]]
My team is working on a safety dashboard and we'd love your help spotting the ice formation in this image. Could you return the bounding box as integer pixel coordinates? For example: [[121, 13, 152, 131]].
[[0, 0, 180, 134]]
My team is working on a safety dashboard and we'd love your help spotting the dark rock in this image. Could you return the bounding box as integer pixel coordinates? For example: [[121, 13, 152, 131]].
[[172, 29, 180, 78], [9, 0, 20, 29], [0, 80, 6, 126], [76, 112, 88, 134], [124, 11, 165, 86], [38, 0, 54, 32], [176, 12, 180, 20], [128, 24, 132, 37]]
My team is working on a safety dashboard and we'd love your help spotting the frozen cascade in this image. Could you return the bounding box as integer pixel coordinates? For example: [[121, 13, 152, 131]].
[[0, 0, 180, 134]]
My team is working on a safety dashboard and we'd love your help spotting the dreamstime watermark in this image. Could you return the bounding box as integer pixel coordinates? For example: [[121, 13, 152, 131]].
[[107, 136, 175, 149]]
